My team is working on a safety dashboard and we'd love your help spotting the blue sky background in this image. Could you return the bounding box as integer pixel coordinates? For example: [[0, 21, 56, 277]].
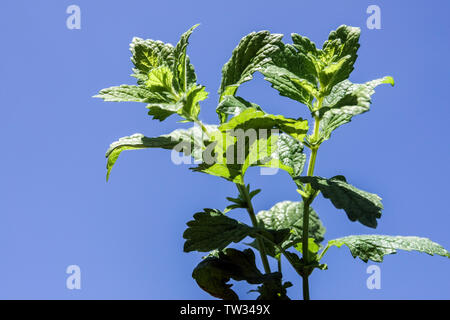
[[0, 0, 449, 299]]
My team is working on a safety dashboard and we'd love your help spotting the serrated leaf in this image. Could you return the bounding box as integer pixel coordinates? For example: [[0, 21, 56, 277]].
[[258, 134, 306, 183], [219, 108, 308, 142], [192, 248, 265, 300], [97, 27, 206, 123], [318, 25, 360, 93], [130, 37, 175, 85], [328, 235, 450, 262], [191, 120, 278, 184], [173, 24, 199, 91], [105, 125, 216, 180], [219, 31, 283, 99], [260, 32, 320, 107], [319, 76, 394, 140], [146, 84, 208, 121], [260, 25, 361, 106], [296, 175, 382, 228], [191, 110, 308, 184], [93, 85, 159, 103], [259, 40, 317, 107], [249, 201, 326, 257], [183, 209, 254, 252], [216, 95, 263, 124]]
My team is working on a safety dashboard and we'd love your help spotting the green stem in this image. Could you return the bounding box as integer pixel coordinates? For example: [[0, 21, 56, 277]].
[[301, 104, 322, 300], [301, 197, 312, 300], [236, 183, 271, 274]]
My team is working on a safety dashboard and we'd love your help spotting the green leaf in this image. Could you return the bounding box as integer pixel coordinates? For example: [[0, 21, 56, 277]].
[[173, 24, 199, 91], [189, 129, 244, 183], [130, 37, 175, 85], [192, 108, 308, 184], [294, 238, 320, 255], [192, 248, 266, 300], [259, 42, 317, 107], [190, 118, 280, 184], [98, 27, 206, 123], [296, 175, 382, 228], [259, 25, 360, 108], [219, 108, 308, 142], [249, 201, 325, 257], [105, 125, 216, 180], [145, 65, 175, 91], [327, 235, 450, 262], [219, 31, 283, 99], [146, 84, 208, 121], [216, 95, 264, 124], [93, 85, 158, 103], [318, 25, 361, 93], [319, 76, 394, 140], [191, 111, 308, 185], [183, 209, 254, 252], [258, 134, 306, 182]]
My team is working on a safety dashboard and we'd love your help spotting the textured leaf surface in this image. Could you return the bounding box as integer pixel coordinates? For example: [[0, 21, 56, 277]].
[[297, 175, 382, 228], [130, 37, 175, 84], [219, 108, 308, 142], [259, 42, 317, 107], [173, 24, 199, 91], [192, 248, 265, 300], [219, 31, 283, 99], [191, 109, 308, 183], [328, 235, 450, 262], [183, 209, 253, 252], [318, 25, 360, 93], [260, 25, 361, 108], [96, 26, 207, 122], [216, 95, 263, 124], [105, 125, 216, 180], [94, 85, 158, 102], [319, 76, 394, 140], [251, 201, 325, 257], [258, 134, 306, 181]]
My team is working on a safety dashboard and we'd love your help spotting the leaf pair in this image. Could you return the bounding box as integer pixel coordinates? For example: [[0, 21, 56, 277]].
[[95, 25, 207, 122], [260, 25, 360, 106], [258, 25, 394, 142]]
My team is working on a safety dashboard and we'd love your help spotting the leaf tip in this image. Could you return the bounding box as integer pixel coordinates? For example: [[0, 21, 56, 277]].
[[384, 76, 395, 87]]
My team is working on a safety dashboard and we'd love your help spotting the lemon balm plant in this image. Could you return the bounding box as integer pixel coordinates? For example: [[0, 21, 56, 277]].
[[95, 24, 449, 300]]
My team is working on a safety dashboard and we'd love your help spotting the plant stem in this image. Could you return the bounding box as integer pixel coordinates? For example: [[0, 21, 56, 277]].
[[301, 108, 322, 300], [236, 183, 271, 274], [301, 197, 312, 300]]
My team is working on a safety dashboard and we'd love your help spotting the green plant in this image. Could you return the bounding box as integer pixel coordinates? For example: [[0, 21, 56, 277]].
[[95, 24, 449, 300]]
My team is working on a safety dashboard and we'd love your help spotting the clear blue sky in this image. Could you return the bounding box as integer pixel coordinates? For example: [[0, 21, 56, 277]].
[[0, 0, 449, 299]]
